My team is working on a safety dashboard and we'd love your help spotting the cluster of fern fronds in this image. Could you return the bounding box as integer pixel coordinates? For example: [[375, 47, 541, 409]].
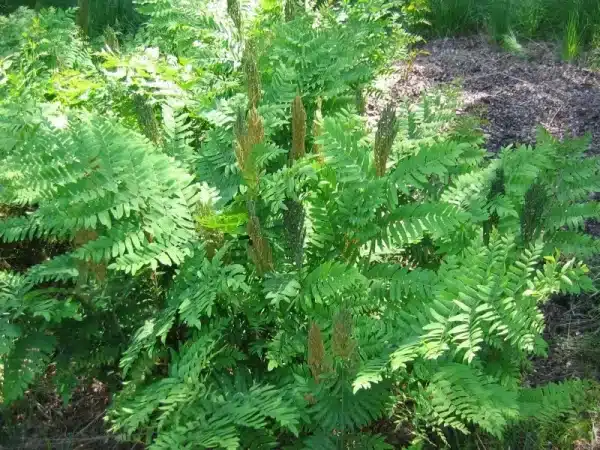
[[0, 1, 599, 449]]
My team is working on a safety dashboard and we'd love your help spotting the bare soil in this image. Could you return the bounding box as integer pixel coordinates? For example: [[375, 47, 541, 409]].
[[370, 35, 600, 153]]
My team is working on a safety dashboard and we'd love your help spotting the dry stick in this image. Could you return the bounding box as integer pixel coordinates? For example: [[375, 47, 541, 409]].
[[548, 104, 564, 128]]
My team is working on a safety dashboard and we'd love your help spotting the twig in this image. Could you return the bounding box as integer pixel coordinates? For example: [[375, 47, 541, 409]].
[[76, 410, 105, 436], [476, 433, 488, 450]]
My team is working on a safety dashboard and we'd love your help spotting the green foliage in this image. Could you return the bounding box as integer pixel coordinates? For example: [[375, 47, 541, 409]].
[[0, 2, 599, 449]]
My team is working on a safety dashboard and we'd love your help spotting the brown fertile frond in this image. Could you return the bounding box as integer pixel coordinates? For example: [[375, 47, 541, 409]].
[[356, 85, 366, 115], [133, 94, 162, 145], [284, 0, 300, 21], [521, 182, 547, 245], [308, 322, 326, 383], [290, 95, 307, 162], [374, 102, 398, 177], [103, 26, 120, 53], [234, 108, 249, 173], [73, 229, 98, 247], [243, 42, 262, 109], [247, 107, 265, 148], [283, 198, 305, 268], [234, 107, 264, 190], [332, 309, 357, 362], [74, 229, 106, 283], [247, 206, 273, 275], [77, 0, 89, 36], [227, 0, 242, 33]]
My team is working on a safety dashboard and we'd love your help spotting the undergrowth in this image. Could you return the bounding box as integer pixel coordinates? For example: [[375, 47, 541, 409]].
[[1, 1, 600, 449]]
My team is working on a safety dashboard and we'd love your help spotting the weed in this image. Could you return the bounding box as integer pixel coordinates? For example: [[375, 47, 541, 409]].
[[502, 30, 525, 55], [563, 10, 582, 61]]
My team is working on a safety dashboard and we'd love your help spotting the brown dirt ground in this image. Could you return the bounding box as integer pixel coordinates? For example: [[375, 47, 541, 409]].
[[369, 35, 600, 154]]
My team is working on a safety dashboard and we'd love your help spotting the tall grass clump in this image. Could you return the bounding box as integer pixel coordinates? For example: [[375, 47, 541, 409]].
[[426, 0, 480, 36], [563, 9, 582, 61], [487, 0, 512, 42]]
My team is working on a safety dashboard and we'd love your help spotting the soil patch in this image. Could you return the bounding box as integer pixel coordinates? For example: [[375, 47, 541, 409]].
[[369, 35, 600, 153]]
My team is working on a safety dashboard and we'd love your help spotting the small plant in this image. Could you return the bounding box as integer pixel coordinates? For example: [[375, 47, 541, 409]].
[[502, 30, 525, 55], [563, 10, 582, 60]]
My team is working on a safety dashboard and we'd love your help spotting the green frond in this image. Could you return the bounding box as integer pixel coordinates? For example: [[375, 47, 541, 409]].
[[3, 332, 57, 403], [318, 111, 373, 183], [197, 128, 241, 206], [26, 255, 80, 283], [380, 202, 470, 248], [300, 261, 367, 307], [419, 363, 519, 438], [544, 202, 600, 231], [518, 380, 589, 425], [545, 231, 600, 258], [119, 306, 177, 377], [0, 113, 199, 275], [310, 378, 390, 432], [162, 104, 197, 169], [367, 264, 436, 303], [391, 140, 476, 194]]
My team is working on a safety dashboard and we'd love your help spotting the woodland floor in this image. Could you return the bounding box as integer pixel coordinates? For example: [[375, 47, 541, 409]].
[[3, 35, 600, 449]]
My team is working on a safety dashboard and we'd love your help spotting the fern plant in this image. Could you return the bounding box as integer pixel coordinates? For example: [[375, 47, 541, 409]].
[[0, 2, 599, 449], [109, 70, 598, 450]]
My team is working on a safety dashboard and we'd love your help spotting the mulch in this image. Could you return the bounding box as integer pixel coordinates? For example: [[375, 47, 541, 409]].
[[369, 34, 600, 153]]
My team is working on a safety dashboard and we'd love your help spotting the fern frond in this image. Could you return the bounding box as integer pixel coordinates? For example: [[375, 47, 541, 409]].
[[0, 113, 199, 275], [419, 363, 519, 437], [517, 380, 589, 424], [380, 203, 470, 248], [3, 332, 57, 403], [545, 231, 600, 258], [391, 140, 475, 194], [300, 261, 367, 308]]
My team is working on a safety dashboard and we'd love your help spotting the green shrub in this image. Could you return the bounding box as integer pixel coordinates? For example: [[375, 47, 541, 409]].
[[0, 3, 599, 449]]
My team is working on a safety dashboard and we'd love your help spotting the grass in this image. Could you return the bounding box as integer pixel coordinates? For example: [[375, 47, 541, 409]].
[[563, 10, 582, 61], [426, 0, 481, 36], [425, 0, 600, 61]]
